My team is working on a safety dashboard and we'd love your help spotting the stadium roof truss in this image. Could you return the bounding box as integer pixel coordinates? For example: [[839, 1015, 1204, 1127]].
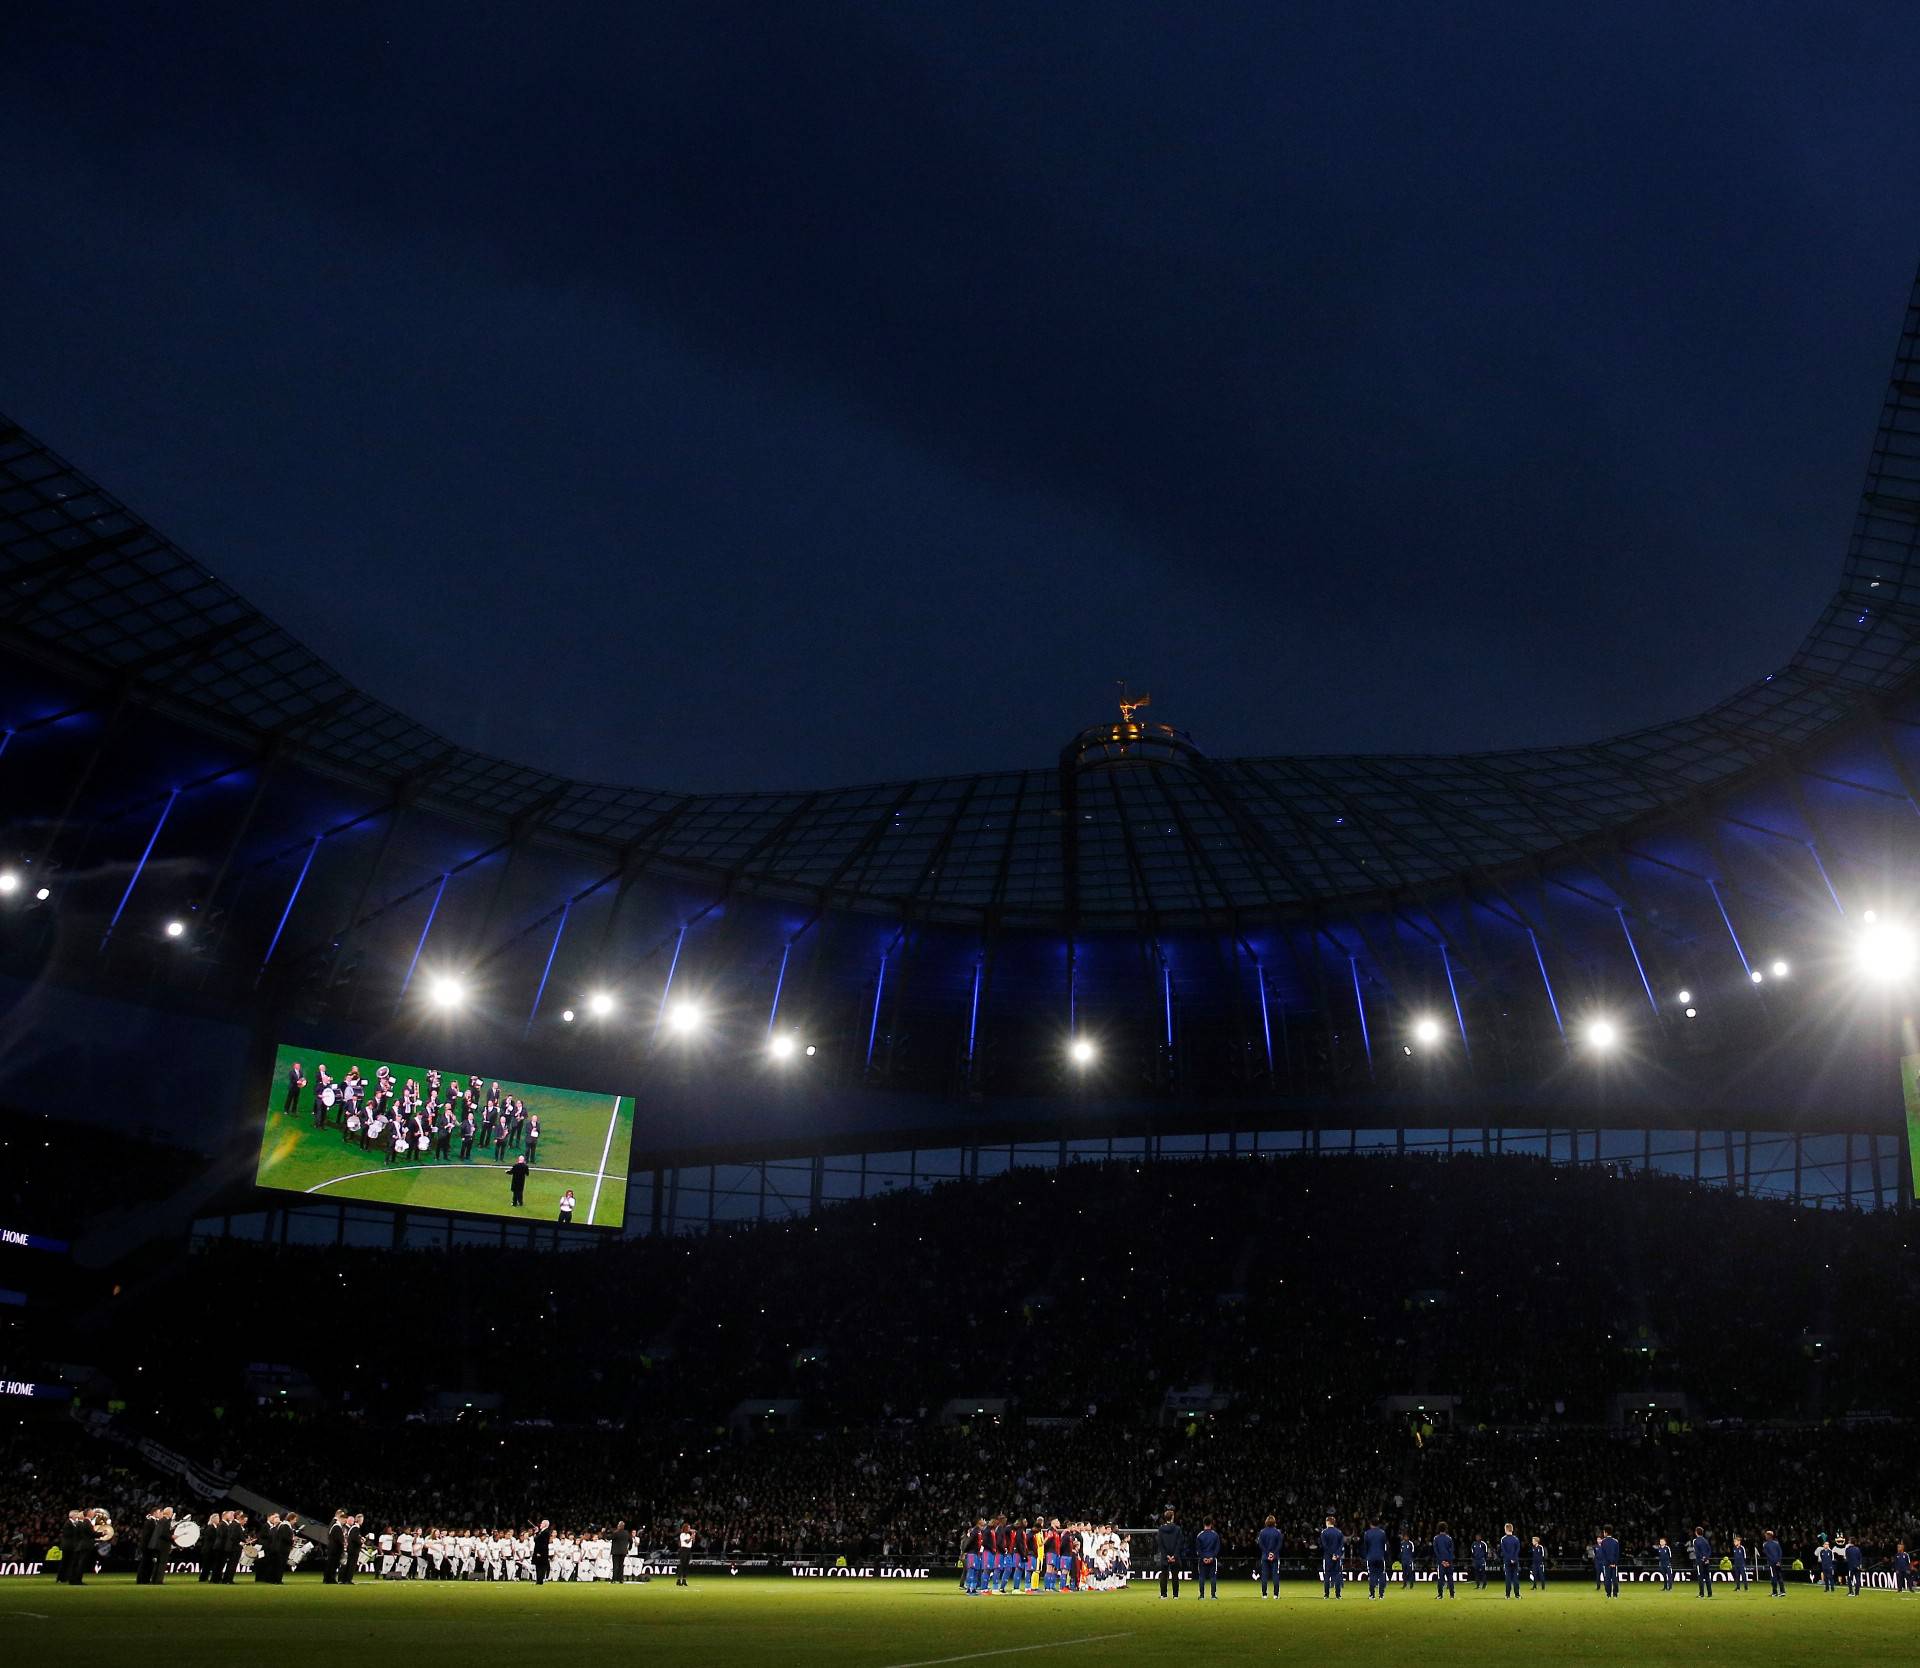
[[3, 268, 1919, 930]]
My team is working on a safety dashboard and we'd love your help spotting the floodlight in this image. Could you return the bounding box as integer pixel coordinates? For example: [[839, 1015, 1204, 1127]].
[[34, 887, 49, 901], [1413, 1016, 1443, 1047], [0, 872, 17, 894], [804, 1044, 817, 1058], [561, 1008, 575, 1023], [667, 1000, 702, 1034], [587, 990, 616, 1018], [769, 1033, 797, 1060], [164, 919, 186, 939], [1853, 919, 1917, 983], [1683, 1007, 1697, 1019], [1070, 1037, 1096, 1066], [426, 973, 465, 1009], [1769, 959, 1789, 979], [1676, 989, 1691, 1005], [1750, 969, 1764, 984], [1586, 1018, 1618, 1050]]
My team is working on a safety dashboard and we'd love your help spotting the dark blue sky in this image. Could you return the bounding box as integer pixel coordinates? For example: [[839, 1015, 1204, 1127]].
[[5, 2, 1919, 791]]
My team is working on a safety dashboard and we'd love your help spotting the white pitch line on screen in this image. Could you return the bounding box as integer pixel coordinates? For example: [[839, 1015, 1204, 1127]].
[[586, 1094, 624, 1225], [879, 1636, 1134, 1668], [304, 1165, 609, 1194]]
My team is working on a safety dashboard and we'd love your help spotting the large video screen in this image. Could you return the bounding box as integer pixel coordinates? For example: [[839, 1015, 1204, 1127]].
[[1904, 1052, 1920, 1199], [255, 1043, 633, 1228]]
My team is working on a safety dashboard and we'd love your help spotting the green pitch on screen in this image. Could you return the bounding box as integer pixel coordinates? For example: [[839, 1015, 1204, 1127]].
[[1904, 1051, 1920, 1199], [255, 1042, 634, 1228]]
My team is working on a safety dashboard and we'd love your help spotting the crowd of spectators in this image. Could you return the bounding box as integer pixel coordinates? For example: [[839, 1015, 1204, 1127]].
[[5, 1152, 1914, 1569]]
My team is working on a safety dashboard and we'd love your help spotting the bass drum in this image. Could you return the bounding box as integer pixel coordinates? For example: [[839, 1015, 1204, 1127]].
[[173, 1520, 202, 1549], [319, 1085, 338, 1108], [346, 1115, 362, 1132]]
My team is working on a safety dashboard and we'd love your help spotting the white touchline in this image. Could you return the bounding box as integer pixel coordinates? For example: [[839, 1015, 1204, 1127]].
[[880, 1636, 1133, 1668], [586, 1094, 625, 1225], [305, 1165, 607, 1194]]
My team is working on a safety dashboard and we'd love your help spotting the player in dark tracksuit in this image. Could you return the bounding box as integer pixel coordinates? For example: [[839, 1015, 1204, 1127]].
[[1691, 1528, 1713, 1597], [1762, 1531, 1786, 1597], [1500, 1525, 1522, 1598], [1193, 1521, 1220, 1599], [1529, 1535, 1547, 1590], [1319, 1517, 1345, 1597], [1401, 1534, 1418, 1591], [1729, 1535, 1748, 1591], [1470, 1535, 1489, 1590], [1156, 1512, 1184, 1599], [1893, 1542, 1912, 1594], [1432, 1524, 1456, 1598], [1256, 1517, 1282, 1596], [1844, 1539, 1863, 1596], [1815, 1539, 1836, 1592], [1655, 1538, 1674, 1592], [1362, 1521, 1388, 1599]]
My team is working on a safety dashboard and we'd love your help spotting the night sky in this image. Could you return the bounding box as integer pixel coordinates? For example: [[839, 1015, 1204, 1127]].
[[6, 3, 1920, 793]]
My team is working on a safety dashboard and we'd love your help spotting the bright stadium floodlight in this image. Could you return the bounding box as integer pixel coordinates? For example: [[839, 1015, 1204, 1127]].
[[1413, 1016, 1443, 1047], [164, 919, 186, 939], [426, 973, 466, 1009], [769, 1033, 797, 1061], [34, 887, 49, 901], [1684, 1006, 1698, 1020], [1770, 959, 1790, 979], [1750, 969, 1765, 984], [667, 1000, 703, 1035], [0, 871, 17, 894], [587, 990, 616, 1018], [1853, 919, 1917, 983], [1070, 1037, 1096, 1067], [1585, 1018, 1618, 1051], [561, 1008, 576, 1023], [1676, 989, 1691, 1006]]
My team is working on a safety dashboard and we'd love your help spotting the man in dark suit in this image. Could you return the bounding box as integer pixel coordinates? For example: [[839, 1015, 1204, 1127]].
[[510, 1153, 529, 1207], [254, 1514, 279, 1581], [223, 1512, 247, 1583], [59, 1511, 89, 1585], [342, 1514, 363, 1585], [610, 1521, 632, 1583], [324, 1513, 346, 1583], [283, 1061, 307, 1117], [533, 1520, 552, 1584], [275, 1513, 300, 1582], [137, 1507, 171, 1585]]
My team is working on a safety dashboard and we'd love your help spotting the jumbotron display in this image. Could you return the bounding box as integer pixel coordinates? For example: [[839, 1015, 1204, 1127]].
[[1903, 1051, 1920, 1199], [255, 1043, 634, 1228]]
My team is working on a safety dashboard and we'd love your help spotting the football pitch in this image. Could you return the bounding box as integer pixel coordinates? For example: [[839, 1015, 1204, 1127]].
[[253, 1044, 633, 1228], [6, 1576, 1913, 1667]]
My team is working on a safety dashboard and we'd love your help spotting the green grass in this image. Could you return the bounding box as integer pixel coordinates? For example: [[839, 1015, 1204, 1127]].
[[6, 1575, 1913, 1666], [254, 1044, 633, 1228]]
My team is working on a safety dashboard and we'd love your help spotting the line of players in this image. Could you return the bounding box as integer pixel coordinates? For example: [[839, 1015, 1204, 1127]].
[[1239, 1517, 1913, 1600], [959, 1518, 1128, 1593], [281, 1059, 540, 1166]]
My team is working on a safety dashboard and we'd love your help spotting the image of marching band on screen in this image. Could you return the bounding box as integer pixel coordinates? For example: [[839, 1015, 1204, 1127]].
[[254, 1042, 633, 1228]]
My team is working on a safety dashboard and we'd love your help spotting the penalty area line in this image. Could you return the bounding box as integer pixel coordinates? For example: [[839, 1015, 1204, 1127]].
[[879, 1634, 1134, 1668], [305, 1164, 608, 1194]]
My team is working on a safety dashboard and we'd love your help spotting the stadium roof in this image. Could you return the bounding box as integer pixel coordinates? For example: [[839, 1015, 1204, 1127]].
[[4, 268, 1919, 928]]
